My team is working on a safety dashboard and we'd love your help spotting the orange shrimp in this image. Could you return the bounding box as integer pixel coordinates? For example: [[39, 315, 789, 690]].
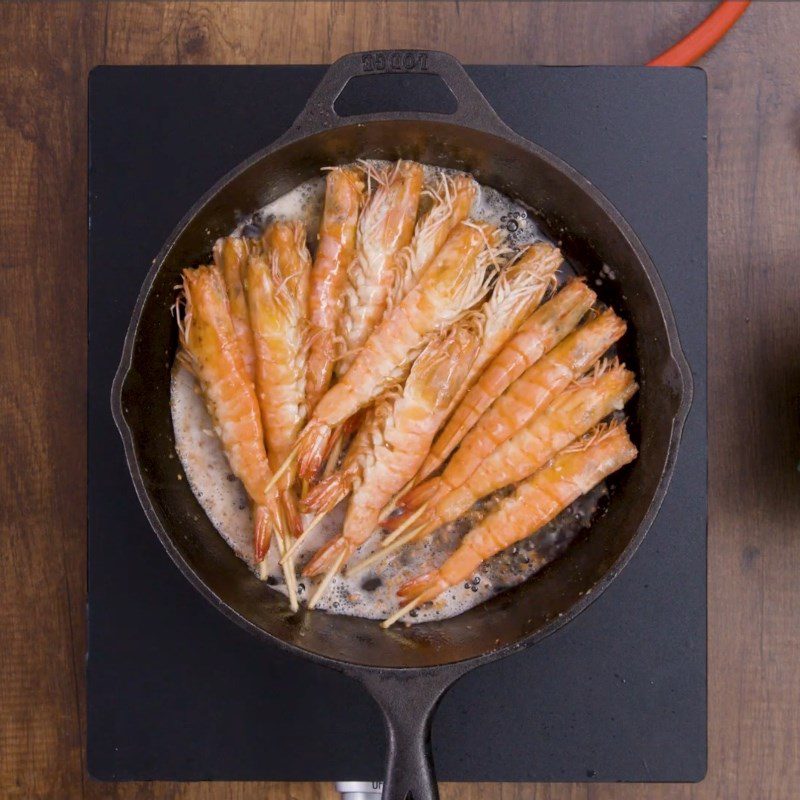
[[292, 220, 502, 480], [390, 172, 476, 302], [303, 319, 483, 602], [246, 221, 311, 537], [305, 167, 365, 412], [337, 160, 424, 377], [395, 360, 637, 548], [412, 277, 596, 485], [213, 236, 257, 383], [175, 265, 280, 562], [388, 421, 638, 623]]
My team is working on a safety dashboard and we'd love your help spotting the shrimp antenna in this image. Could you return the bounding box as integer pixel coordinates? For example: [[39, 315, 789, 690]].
[[381, 596, 425, 629]]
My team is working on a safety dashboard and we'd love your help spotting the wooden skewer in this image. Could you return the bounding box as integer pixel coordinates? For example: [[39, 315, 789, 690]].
[[347, 521, 425, 578], [381, 596, 425, 629], [377, 481, 413, 525], [307, 551, 346, 609], [273, 526, 299, 612], [378, 501, 431, 548], [321, 425, 345, 479], [262, 440, 301, 497], [280, 509, 327, 564]]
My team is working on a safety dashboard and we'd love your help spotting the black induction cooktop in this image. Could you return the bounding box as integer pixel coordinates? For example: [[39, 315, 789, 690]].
[[88, 64, 707, 783]]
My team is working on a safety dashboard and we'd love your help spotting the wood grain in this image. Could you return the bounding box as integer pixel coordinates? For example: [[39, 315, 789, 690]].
[[1, 2, 798, 798]]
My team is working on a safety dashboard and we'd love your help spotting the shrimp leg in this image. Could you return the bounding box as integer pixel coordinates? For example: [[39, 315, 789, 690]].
[[292, 220, 503, 480], [385, 421, 638, 625], [395, 307, 626, 520], [303, 318, 483, 605], [306, 167, 365, 413], [413, 277, 595, 485], [176, 265, 281, 563], [384, 360, 637, 553]]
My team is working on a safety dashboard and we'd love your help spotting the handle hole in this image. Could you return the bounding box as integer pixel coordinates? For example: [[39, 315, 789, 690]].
[[334, 73, 457, 117]]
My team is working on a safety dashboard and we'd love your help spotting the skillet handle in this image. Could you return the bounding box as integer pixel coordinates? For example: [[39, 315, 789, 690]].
[[284, 50, 514, 139], [355, 666, 469, 800]]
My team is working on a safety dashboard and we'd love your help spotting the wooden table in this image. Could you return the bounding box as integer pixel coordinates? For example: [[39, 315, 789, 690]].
[[2, 2, 798, 798]]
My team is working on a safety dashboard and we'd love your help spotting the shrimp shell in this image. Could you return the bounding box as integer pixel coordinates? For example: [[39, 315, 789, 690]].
[[295, 220, 503, 479], [306, 167, 365, 412], [337, 160, 424, 376], [412, 277, 595, 485], [176, 265, 280, 560], [394, 421, 638, 609], [213, 236, 257, 383], [302, 317, 483, 578]]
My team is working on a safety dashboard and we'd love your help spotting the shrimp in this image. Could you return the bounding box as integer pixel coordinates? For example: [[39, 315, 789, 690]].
[[395, 306, 626, 519], [386, 421, 638, 624], [412, 277, 595, 485], [390, 173, 477, 303], [292, 220, 503, 481], [305, 167, 365, 412], [213, 236, 257, 383], [302, 318, 483, 604], [390, 360, 637, 549], [175, 265, 281, 562], [246, 221, 311, 538], [337, 160, 424, 377]]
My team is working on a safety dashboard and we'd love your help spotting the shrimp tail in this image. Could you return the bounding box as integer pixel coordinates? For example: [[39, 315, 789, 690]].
[[281, 488, 303, 539], [302, 535, 353, 578], [301, 466, 355, 514], [297, 419, 333, 480], [396, 477, 440, 513], [254, 504, 274, 562], [396, 570, 444, 602]]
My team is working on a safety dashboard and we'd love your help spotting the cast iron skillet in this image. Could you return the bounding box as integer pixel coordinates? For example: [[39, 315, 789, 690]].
[[112, 51, 692, 799]]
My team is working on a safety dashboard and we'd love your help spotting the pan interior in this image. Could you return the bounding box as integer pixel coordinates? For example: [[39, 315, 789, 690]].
[[119, 120, 685, 669]]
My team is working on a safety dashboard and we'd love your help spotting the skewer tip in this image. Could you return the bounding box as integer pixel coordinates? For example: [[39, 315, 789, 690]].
[[381, 596, 425, 629], [307, 550, 346, 610], [379, 500, 432, 548]]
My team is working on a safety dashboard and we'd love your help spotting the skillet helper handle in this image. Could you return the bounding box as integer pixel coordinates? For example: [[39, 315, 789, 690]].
[[357, 667, 468, 800], [285, 49, 513, 138]]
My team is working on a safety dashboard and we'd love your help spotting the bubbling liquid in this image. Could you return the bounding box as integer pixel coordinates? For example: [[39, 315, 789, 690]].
[[172, 161, 603, 624]]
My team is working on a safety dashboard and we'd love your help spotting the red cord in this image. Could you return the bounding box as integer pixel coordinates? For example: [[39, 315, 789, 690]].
[[647, 0, 751, 67]]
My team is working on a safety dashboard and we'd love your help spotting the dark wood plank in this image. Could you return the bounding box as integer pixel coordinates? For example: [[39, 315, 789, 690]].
[[1, 2, 798, 798]]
